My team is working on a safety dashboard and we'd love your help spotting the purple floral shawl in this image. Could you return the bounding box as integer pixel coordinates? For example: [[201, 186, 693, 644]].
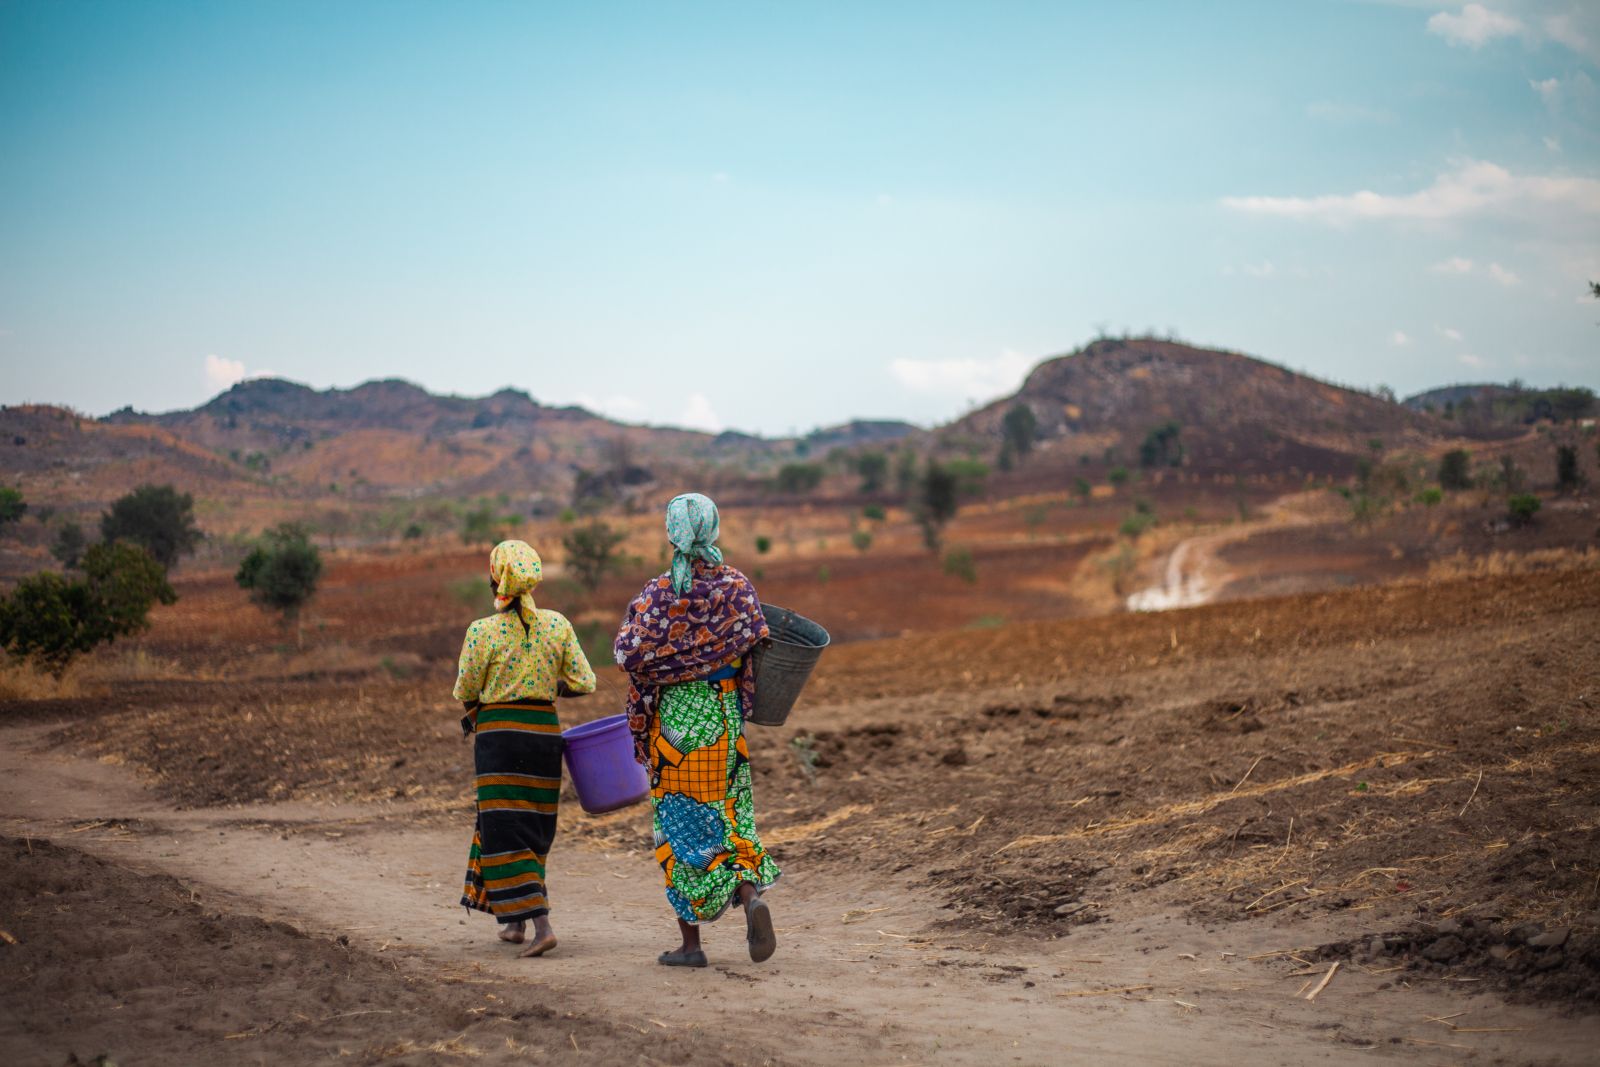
[[614, 560, 768, 765]]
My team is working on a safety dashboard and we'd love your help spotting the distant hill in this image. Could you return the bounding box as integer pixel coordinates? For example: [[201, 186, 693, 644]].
[[951, 338, 1444, 478], [1404, 382, 1595, 436], [4, 375, 929, 523]]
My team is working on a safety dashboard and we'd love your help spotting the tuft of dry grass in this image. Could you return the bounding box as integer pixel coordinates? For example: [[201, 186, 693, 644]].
[[0, 658, 83, 701], [1427, 546, 1600, 580]]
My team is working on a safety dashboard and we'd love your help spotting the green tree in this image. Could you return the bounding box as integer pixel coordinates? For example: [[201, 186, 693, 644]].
[[0, 486, 26, 527], [561, 518, 628, 593], [1108, 466, 1131, 489], [1438, 449, 1473, 491], [236, 524, 322, 648], [894, 450, 919, 495], [1072, 476, 1092, 501], [0, 542, 175, 676], [83, 541, 178, 638], [1138, 421, 1184, 468], [916, 462, 960, 550], [776, 463, 824, 494], [754, 535, 772, 555], [850, 529, 873, 553], [50, 522, 87, 569], [1556, 445, 1584, 493], [100, 484, 201, 568], [1001, 405, 1038, 464], [855, 451, 889, 493]]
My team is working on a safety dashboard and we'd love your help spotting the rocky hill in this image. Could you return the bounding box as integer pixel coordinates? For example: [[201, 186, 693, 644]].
[[952, 338, 1446, 478]]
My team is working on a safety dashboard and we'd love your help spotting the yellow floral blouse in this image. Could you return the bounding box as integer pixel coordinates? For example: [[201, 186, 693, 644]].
[[452, 609, 597, 705]]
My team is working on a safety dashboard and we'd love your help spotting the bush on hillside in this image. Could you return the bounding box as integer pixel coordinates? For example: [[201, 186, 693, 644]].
[[100, 484, 201, 568]]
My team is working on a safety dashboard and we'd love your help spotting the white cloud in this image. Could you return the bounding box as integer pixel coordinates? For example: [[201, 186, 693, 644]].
[[1545, 135, 1563, 152], [1242, 260, 1277, 278], [1541, 11, 1595, 58], [1487, 261, 1522, 285], [1221, 159, 1600, 227], [712, 172, 730, 183], [1427, 4, 1525, 48], [1458, 352, 1488, 368], [678, 392, 723, 433], [1390, 330, 1412, 346], [1530, 71, 1597, 115], [1437, 325, 1465, 341], [890, 349, 1035, 401], [1430, 256, 1521, 285], [204, 354, 248, 391]]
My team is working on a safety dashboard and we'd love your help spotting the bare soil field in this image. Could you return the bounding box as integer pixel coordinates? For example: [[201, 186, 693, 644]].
[[2, 545, 1598, 1064]]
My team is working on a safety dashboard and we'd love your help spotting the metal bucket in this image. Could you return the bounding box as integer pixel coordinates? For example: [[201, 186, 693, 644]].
[[748, 604, 830, 727]]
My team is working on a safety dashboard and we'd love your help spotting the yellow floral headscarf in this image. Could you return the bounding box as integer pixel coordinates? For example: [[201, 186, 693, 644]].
[[489, 540, 542, 634]]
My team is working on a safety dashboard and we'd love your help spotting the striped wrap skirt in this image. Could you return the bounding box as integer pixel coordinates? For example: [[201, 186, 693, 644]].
[[461, 699, 563, 923]]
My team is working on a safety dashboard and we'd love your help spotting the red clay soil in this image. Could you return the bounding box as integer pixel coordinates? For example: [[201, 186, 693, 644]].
[[32, 566, 1600, 1009], [0, 834, 784, 1067]]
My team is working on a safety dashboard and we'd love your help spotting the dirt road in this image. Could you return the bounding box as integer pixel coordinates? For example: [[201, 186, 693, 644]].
[[3, 718, 1596, 1065], [4, 564, 1598, 1065]]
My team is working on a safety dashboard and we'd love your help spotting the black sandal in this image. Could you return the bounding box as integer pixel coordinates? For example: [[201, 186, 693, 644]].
[[658, 948, 708, 968], [745, 896, 776, 963]]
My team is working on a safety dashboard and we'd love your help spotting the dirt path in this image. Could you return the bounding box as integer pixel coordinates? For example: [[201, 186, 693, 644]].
[[1126, 494, 1327, 611], [4, 723, 1596, 1066]]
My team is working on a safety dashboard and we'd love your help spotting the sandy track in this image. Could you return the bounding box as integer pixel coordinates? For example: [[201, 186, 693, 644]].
[[3, 724, 1596, 1066]]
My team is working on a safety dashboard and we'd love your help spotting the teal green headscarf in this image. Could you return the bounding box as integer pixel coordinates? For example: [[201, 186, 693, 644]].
[[666, 492, 723, 594]]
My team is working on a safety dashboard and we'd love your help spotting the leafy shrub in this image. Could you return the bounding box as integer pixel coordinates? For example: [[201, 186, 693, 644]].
[[861, 504, 886, 522], [1506, 494, 1541, 527], [0, 487, 25, 527], [0, 542, 175, 676], [1414, 487, 1444, 507], [1108, 466, 1130, 488], [776, 463, 824, 494], [942, 545, 977, 584], [754, 535, 772, 554], [850, 529, 873, 552]]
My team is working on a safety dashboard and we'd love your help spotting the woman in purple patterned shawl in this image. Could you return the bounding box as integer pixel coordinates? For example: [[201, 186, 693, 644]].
[[614, 492, 781, 968]]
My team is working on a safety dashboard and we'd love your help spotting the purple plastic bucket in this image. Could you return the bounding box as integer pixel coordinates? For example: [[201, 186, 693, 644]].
[[561, 714, 650, 814]]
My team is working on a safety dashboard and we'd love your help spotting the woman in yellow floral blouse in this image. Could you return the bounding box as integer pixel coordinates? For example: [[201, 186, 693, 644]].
[[453, 539, 595, 957]]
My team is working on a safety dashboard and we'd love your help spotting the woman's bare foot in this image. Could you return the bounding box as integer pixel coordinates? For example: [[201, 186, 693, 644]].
[[518, 915, 557, 958], [498, 921, 526, 944]]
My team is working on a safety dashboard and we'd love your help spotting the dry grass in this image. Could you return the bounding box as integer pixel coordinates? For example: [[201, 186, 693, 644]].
[[1426, 546, 1600, 580], [0, 658, 84, 701]]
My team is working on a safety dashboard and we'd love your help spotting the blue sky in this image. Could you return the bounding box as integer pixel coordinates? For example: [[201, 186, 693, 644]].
[[1, 0, 1596, 435]]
